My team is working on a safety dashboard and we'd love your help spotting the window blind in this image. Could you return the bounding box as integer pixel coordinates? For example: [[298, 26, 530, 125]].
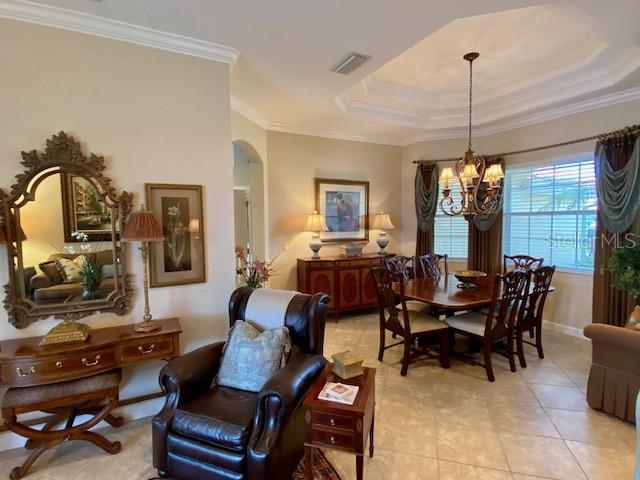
[[434, 187, 469, 259], [502, 158, 597, 271]]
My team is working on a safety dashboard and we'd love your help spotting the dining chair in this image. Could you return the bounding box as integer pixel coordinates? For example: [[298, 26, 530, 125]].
[[445, 270, 529, 382], [371, 267, 449, 376], [515, 265, 555, 367], [503, 254, 544, 274], [417, 253, 449, 281], [385, 255, 424, 317], [385, 255, 417, 282]]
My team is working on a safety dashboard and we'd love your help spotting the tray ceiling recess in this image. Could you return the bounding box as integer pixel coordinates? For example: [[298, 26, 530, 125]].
[[335, 5, 640, 141]]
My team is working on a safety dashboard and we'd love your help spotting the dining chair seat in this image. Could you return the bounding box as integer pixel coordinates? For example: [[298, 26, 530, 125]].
[[406, 310, 448, 333], [445, 312, 486, 336], [402, 300, 429, 312]]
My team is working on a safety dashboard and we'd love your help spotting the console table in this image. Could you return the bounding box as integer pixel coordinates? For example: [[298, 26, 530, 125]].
[[297, 254, 391, 320], [0, 317, 181, 388]]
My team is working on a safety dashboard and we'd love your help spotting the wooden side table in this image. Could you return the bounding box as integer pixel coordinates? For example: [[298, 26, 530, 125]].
[[303, 364, 376, 480]]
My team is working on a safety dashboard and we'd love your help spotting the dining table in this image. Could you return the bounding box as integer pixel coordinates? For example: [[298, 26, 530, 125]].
[[399, 273, 554, 312]]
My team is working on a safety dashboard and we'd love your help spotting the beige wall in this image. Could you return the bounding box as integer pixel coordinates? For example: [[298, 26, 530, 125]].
[[0, 19, 235, 448], [267, 131, 402, 290], [401, 99, 640, 332]]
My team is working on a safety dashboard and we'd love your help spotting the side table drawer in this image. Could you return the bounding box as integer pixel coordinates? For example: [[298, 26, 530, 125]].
[[311, 428, 355, 450], [118, 336, 175, 364], [312, 412, 355, 431]]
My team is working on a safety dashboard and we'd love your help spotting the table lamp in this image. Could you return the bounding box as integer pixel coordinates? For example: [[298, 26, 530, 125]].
[[122, 205, 165, 333], [371, 212, 394, 254], [305, 211, 328, 259]]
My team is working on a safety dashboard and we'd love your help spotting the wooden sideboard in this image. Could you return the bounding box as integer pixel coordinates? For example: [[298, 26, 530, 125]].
[[297, 254, 391, 320], [0, 318, 181, 388]]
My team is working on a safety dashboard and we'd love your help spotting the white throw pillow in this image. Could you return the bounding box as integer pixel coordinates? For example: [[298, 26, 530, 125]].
[[217, 320, 291, 392], [56, 256, 86, 284]]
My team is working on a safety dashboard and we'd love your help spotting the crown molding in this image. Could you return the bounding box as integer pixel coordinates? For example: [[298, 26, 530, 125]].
[[230, 96, 269, 129], [267, 123, 401, 146], [0, 0, 238, 64], [400, 86, 640, 146]]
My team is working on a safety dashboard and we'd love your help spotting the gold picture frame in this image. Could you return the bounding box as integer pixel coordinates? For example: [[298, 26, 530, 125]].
[[315, 178, 369, 243], [145, 183, 206, 288]]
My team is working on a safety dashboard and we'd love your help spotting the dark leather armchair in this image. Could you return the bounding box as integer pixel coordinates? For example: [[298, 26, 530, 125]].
[[152, 287, 330, 480]]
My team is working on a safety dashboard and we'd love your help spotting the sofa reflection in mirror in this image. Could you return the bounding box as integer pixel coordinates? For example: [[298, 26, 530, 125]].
[[1, 131, 132, 331]]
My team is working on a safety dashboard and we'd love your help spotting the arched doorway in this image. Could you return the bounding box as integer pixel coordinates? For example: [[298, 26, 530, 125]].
[[232, 140, 265, 262]]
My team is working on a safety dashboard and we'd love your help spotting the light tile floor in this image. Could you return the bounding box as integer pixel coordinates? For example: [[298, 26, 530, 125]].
[[0, 313, 636, 480]]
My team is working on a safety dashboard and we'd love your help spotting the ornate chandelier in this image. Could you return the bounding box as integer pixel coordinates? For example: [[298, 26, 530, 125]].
[[439, 52, 504, 219]]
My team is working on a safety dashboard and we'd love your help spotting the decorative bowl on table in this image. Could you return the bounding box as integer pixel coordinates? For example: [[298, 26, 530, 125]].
[[453, 270, 487, 290]]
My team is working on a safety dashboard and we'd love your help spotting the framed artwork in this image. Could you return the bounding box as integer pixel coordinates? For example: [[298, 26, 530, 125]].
[[61, 173, 117, 242], [145, 183, 206, 288], [315, 178, 369, 242]]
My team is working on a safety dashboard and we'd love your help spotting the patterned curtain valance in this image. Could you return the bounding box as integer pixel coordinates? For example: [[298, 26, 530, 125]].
[[472, 157, 504, 232], [415, 163, 439, 232], [595, 136, 640, 234]]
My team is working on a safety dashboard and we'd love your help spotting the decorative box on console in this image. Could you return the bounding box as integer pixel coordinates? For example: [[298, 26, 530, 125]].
[[340, 243, 364, 257]]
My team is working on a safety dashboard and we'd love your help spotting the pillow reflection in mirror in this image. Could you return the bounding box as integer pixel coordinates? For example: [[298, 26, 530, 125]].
[[56, 256, 86, 283]]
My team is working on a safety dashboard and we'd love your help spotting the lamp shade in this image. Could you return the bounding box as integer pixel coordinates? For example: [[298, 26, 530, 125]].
[[305, 211, 328, 233], [0, 213, 27, 243], [371, 213, 394, 230], [122, 208, 164, 242], [187, 218, 200, 234], [483, 163, 505, 182], [439, 167, 455, 187]]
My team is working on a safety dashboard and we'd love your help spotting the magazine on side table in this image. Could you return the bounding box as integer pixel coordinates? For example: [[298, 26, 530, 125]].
[[317, 381, 360, 405]]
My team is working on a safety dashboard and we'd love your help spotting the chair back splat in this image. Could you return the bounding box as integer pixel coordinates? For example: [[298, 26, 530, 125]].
[[371, 267, 408, 336], [417, 253, 449, 281], [385, 255, 416, 283], [485, 270, 529, 340], [503, 254, 543, 274]]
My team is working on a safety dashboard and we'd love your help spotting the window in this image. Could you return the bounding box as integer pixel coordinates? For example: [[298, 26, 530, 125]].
[[434, 188, 468, 258], [502, 158, 597, 271]]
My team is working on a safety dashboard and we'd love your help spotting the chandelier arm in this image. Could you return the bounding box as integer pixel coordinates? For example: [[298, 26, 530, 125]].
[[439, 194, 464, 217]]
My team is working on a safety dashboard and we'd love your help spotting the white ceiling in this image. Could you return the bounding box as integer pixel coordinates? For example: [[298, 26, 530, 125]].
[[5, 0, 640, 145]]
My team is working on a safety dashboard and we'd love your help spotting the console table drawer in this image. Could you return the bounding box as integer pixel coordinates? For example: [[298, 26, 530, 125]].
[[3, 348, 117, 386], [119, 337, 175, 363]]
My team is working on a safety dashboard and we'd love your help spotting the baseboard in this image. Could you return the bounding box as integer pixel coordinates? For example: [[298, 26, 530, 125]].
[[542, 319, 588, 339], [0, 393, 165, 452]]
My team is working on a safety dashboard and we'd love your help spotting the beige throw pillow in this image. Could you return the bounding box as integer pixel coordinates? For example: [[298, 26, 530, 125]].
[[217, 321, 291, 392], [56, 256, 86, 284]]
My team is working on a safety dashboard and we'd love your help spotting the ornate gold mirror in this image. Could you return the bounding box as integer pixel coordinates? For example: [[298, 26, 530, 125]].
[[1, 132, 133, 335]]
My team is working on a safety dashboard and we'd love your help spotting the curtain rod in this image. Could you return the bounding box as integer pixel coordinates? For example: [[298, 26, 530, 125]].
[[412, 124, 640, 164]]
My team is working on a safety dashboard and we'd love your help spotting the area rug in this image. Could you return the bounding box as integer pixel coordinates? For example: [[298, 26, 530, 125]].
[[148, 448, 341, 480], [292, 449, 341, 480]]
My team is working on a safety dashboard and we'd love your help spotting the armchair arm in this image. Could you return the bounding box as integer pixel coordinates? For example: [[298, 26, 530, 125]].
[[247, 354, 327, 473], [152, 341, 225, 473], [584, 324, 640, 352]]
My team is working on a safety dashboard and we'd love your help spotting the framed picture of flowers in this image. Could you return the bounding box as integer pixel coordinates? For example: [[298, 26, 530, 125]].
[[315, 178, 369, 242], [145, 183, 206, 288]]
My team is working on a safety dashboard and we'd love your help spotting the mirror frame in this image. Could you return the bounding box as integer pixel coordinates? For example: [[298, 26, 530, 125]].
[[1, 131, 134, 328]]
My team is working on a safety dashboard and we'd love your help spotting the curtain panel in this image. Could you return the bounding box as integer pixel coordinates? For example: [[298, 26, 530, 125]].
[[593, 132, 640, 326], [415, 163, 439, 256], [468, 157, 504, 275]]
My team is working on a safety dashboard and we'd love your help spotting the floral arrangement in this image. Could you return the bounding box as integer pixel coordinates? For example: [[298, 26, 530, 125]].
[[235, 246, 279, 288], [68, 231, 102, 298]]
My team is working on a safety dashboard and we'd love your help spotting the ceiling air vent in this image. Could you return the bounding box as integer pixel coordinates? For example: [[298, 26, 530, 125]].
[[331, 52, 371, 75]]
